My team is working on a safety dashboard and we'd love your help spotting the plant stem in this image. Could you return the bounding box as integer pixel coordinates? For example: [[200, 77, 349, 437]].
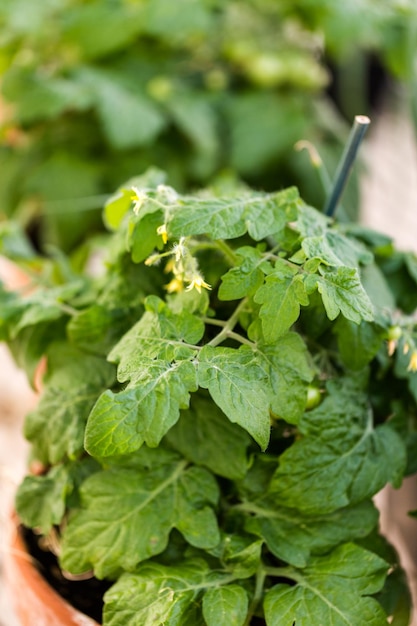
[[295, 140, 332, 196], [244, 566, 266, 626], [202, 317, 227, 328], [215, 239, 239, 265], [58, 302, 79, 316], [264, 566, 299, 581], [227, 331, 256, 348], [207, 299, 248, 348]]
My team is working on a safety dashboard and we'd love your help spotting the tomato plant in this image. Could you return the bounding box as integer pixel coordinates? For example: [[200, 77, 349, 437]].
[[1, 168, 416, 623]]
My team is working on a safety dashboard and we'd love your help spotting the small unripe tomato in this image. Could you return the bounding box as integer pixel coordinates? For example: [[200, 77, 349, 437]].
[[305, 385, 322, 410], [387, 325, 402, 342]]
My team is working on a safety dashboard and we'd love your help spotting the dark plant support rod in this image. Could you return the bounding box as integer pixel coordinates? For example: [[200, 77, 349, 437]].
[[324, 115, 371, 217]]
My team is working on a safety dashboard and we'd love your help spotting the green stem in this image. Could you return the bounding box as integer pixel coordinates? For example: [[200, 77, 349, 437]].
[[187, 239, 236, 265], [202, 317, 227, 328], [58, 302, 79, 316], [207, 299, 248, 348], [244, 566, 266, 626], [227, 330, 256, 348], [203, 317, 256, 347], [215, 239, 239, 265], [295, 140, 332, 197], [264, 566, 299, 581]]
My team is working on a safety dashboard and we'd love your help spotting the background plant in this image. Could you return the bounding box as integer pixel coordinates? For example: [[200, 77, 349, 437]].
[[0, 0, 416, 250], [1, 169, 417, 623]]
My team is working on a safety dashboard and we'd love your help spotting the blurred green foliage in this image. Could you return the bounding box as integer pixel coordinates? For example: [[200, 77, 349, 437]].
[[0, 0, 416, 250]]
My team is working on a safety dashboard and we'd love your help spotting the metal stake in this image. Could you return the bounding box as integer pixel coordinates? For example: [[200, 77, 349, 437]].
[[324, 115, 371, 217]]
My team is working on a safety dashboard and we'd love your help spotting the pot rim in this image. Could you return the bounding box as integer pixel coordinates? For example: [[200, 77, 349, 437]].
[[4, 511, 101, 626]]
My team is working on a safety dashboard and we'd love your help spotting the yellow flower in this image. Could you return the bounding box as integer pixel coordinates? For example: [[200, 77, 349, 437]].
[[164, 258, 175, 274], [165, 277, 184, 293], [157, 224, 168, 244], [131, 187, 148, 215], [185, 273, 212, 293], [172, 237, 186, 262], [408, 350, 417, 372]]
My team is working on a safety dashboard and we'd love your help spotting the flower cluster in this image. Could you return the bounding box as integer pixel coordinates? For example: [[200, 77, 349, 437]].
[[146, 235, 211, 294]]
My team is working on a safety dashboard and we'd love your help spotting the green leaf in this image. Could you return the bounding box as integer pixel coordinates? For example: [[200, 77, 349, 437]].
[[103, 168, 167, 230], [244, 188, 299, 241], [165, 91, 219, 178], [15, 458, 99, 534], [296, 203, 329, 238], [85, 296, 204, 457], [302, 231, 373, 268], [24, 152, 103, 251], [85, 359, 198, 457], [10, 281, 83, 338], [166, 286, 210, 316], [167, 196, 250, 240], [219, 246, 269, 301], [15, 465, 70, 534], [25, 345, 115, 464], [361, 263, 396, 311], [129, 211, 165, 263], [103, 559, 225, 626], [62, 3, 142, 60], [376, 566, 412, 626], [2, 69, 92, 123], [244, 498, 378, 568], [60, 459, 220, 578], [78, 67, 166, 149], [264, 543, 388, 626], [67, 304, 134, 357], [108, 296, 203, 370], [0, 221, 36, 260], [103, 187, 134, 231], [142, 0, 213, 39], [197, 345, 271, 450], [166, 190, 298, 241], [0, 285, 26, 341], [333, 318, 385, 370], [202, 585, 248, 626], [209, 534, 263, 579], [254, 260, 309, 343], [268, 379, 406, 514], [257, 332, 314, 423], [165, 393, 251, 480], [404, 252, 417, 285], [84, 296, 204, 457], [305, 265, 374, 323], [227, 92, 308, 176]]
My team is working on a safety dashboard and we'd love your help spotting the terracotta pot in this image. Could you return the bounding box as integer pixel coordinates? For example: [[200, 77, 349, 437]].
[[0, 256, 32, 292], [4, 513, 100, 626]]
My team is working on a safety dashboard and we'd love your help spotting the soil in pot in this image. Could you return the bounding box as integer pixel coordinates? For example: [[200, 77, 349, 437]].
[[5, 517, 111, 626], [23, 526, 112, 622], [8, 523, 272, 625]]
